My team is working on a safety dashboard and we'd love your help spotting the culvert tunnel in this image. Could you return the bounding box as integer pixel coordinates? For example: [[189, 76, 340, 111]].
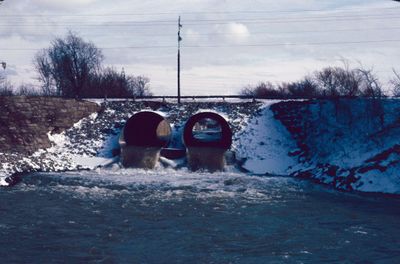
[[183, 112, 232, 172], [119, 111, 172, 168]]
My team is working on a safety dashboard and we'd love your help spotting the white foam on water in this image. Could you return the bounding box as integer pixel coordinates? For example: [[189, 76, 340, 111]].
[[19, 168, 302, 202], [0, 176, 8, 186]]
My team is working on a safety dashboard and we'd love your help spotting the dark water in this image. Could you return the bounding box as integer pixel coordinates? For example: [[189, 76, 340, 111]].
[[1, 169, 400, 263]]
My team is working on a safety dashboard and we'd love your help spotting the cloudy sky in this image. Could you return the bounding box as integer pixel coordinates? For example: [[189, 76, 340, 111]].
[[1, 0, 400, 95]]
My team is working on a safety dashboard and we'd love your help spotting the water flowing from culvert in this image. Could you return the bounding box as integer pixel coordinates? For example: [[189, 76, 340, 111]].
[[1, 169, 400, 263]]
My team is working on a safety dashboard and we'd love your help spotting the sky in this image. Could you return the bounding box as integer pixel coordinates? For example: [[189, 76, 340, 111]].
[[0, 0, 400, 95]]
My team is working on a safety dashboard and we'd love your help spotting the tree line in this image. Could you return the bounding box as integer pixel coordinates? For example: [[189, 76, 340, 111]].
[[0, 32, 152, 98], [241, 65, 400, 99], [2, 31, 400, 99]]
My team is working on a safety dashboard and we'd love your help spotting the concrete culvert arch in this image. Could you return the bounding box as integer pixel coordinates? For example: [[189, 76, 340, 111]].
[[183, 112, 232, 149], [183, 112, 232, 172], [120, 111, 171, 168], [123, 111, 171, 147]]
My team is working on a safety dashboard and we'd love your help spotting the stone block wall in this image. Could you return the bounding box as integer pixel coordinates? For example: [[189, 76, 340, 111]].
[[0, 96, 100, 154]]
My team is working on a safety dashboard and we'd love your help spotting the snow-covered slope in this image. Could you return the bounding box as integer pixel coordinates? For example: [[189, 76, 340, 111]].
[[234, 101, 297, 175], [2, 99, 400, 195], [1, 101, 265, 183], [272, 99, 400, 194]]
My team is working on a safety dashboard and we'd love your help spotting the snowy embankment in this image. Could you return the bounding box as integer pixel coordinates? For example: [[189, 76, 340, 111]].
[[234, 102, 297, 175], [272, 99, 400, 194], [2, 100, 287, 184], [2, 99, 400, 195]]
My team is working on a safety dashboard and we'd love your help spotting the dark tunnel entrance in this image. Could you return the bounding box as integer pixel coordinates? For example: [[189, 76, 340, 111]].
[[183, 112, 232, 171], [183, 112, 232, 149], [120, 111, 172, 168], [123, 111, 171, 148]]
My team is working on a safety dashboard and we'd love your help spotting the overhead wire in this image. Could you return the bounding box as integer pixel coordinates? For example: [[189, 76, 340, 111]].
[[8, 25, 400, 38], [2, 6, 399, 89], [3, 11, 400, 21], [2, 39, 400, 51], [3, 14, 400, 27], [0, 26, 400, 39], [1, 6, 399, 17], [3, 10, 400, 26]]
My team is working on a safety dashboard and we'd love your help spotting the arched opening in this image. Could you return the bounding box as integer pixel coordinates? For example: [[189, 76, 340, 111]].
[[123, 111, 171, 147], [183, 112, 232, 172], [183, 112, 232, 149], [120, 111, 172, 168]]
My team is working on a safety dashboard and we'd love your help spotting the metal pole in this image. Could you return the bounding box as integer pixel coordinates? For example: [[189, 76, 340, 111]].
[[1, 3, 6, 72], [0, 2, 4, 70], [178, 47, 181, 104], [177, 16, 182, 104]]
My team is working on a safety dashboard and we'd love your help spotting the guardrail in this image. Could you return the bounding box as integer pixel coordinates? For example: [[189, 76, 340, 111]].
[[105, 95, 256, 101]]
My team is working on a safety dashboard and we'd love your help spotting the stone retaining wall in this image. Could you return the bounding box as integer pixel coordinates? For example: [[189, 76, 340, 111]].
[[0, 96, 100, 154]]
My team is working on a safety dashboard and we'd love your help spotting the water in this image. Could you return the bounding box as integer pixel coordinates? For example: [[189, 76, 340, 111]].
[[1, 169, 400, 263]]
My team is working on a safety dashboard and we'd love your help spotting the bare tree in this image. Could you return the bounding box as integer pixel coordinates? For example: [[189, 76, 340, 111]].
[[357, 67, 383, 98], [285, 77, 319, 98], [0, 74, 14, 96], [315, 67, 339, 97], [240, 82, 286, 98], [15, 83, 41, 96], [314, 66, 362, 98], [240, 84, 256, 97], [355, 66, 385, 127], [391, 68, 400, 97], [34, 31, 104, 98], [34, 50, 57, 96], [88, 67, 130, 98], [129, 75, 152, 97], [83, 68, 152, 98]]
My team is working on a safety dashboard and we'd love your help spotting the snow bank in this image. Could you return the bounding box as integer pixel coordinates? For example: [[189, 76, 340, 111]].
[[2, 98, 400, 195], [0, 101, 263, 185], [234, 101, 297, 175], [273, 99, 400, 194]]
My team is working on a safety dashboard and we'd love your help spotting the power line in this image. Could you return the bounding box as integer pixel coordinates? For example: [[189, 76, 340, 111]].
[[2, 38, 400, 51], [5, 25, 400, 38], [3, 13, 400, 28], [1, 6, 399, 17], [3, 15, 400, 27], [182, 39, 400, 47], [3, 11, 400, 22]]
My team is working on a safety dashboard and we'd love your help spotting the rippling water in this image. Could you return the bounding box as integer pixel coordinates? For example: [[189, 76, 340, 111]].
[[1, 168, 400, 263]]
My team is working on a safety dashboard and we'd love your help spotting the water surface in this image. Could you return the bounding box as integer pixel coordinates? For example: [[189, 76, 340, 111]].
[[1, 169, 399, 263]]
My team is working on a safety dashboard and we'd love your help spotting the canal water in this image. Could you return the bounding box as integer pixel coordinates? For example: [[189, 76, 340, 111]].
[[1, 169, 399, 263]]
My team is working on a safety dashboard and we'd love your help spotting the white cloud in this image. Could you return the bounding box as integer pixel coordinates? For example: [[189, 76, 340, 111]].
[[34, 0, 99, 10], [1, 0, 400, 95], [213, 22, 250, 43], [184, 29, 201, 43]]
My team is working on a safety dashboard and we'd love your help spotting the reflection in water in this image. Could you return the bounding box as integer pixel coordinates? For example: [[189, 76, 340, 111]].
[[193, 118, 222, 142]]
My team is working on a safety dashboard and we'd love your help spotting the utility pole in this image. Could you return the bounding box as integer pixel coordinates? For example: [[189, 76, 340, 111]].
[[1, 1, 5, 71], [177, 16, 182, 104]]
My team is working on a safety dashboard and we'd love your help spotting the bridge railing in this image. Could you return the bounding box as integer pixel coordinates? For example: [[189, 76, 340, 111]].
[[104, 95, 255, 101]]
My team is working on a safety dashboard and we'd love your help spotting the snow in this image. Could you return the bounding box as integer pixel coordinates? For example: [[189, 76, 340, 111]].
[[97, 133, 120, 158], [1, 101, 261, 185], [2, 99, 400, 194], [70, 155, 118, 169], [46, 126, 116, 170], [234, 102, 297, 175], [285, 99, 400, 194], [356, 165, 400, 194], [0, 176, 8, 187], [305, 100, 400, 168]]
